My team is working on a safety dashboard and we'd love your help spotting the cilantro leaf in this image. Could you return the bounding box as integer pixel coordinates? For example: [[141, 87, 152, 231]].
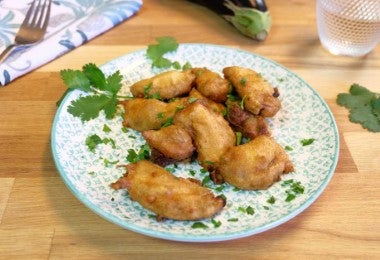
[[337, 84, 380, 132], [146, 36, 179, 69], [58, 63, 124, 122], [60, 69, 91, 92], [85, 134, 103, 153], [106, 70, 123, 94], [103, 96, 119, 119], [82, 63, 106, 90], [67, 94, 112, 122]]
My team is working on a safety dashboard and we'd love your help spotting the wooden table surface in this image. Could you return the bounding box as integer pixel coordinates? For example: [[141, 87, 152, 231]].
[[1, 0, 379, 258]]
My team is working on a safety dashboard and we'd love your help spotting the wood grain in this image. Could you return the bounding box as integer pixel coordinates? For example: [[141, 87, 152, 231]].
[[0, 0, 379, 258]]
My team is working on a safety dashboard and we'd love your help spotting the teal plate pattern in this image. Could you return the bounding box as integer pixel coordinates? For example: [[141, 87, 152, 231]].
[[51, 44, 339, 242]]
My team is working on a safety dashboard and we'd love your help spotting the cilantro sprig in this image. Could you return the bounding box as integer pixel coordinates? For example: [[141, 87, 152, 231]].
[[146, 36, 179, 68], [58, 63, 124, 122], [337, 83, 380, 132]]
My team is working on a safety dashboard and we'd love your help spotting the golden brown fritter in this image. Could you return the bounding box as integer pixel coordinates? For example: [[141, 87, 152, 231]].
[[130, 70, 195, 100], [226, 101, 271, 139], [110, 160, 226, 221], [121, 98, 186, 131], [223, 66, 281, 117], [192, 67, 230, 103], [174, 102, 236, 170], [217, 135, 294, 190], [188, 88, 226, 115], [142, 125, 195, 161]]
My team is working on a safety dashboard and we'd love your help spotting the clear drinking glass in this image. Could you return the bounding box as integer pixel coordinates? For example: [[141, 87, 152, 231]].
[[317, 0, 380, 57]]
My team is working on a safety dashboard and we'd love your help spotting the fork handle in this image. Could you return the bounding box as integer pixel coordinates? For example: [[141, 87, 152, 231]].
[[0, 44, 17, 64]]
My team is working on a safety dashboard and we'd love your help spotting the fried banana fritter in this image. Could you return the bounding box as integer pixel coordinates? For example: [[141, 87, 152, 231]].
[[218, 135, 294, 190], [111, 160, 225, 221], [192, 67, 230, 103], [174, 102, 235, 170], [142, 125, 195, 161], [223, 66, 281, 117], [121, 98, 187, 131], [130, 70, 195, 100]]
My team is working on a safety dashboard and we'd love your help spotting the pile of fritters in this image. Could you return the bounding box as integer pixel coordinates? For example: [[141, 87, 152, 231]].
[[112, 66, 294, 221]]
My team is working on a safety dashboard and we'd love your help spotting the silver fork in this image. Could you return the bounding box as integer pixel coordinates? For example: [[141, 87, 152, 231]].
[[0, 0, 52, 64]]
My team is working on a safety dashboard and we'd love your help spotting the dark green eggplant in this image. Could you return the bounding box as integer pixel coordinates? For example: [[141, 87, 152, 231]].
[[187, 0, 271, 41]]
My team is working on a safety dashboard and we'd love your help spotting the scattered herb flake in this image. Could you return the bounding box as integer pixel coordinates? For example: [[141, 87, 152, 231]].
[[228, 218, 239, 222], [211, 219, 222, 228], [191, 222, 208, 229], [267, 196, 276, 204], [300, 138, 315, 146], [103, 124, 112, 133], [85, 134, 103, 152], [285, 145, 293, 151]]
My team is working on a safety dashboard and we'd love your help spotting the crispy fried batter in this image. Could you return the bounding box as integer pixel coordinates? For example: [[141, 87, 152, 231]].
[[192, 67, 230, 102], [121, 98, 187, 131], [111, 160, 225, 221], [188, 88, 226, 115], [223, 66, 281, 117], [174, 102, 236, 170], [130, 70, 195, 100], [142, 125, 195, 161], [218, 135, 294, 190], [226, 101, 271, 139]]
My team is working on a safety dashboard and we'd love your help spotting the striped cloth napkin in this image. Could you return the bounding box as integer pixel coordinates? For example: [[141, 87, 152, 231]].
[[0, 0, 142, 86]]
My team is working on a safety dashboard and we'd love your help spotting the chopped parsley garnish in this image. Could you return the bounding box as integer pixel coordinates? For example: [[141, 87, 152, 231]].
[[300, 138, 315, 146], [267, 195, 276, 204], [281, 179, 305, 202], [211, 219, 222, 228], [161, 116, 174, 128], [284, 145, 293, 151], [102, 124, 112, 133], [240, 77, 247, 86], [238, 206, 255, 215], [337, 83, 380, 132], [191, 222, 208, 229], [85, 134, 103, 152], [227, 218, 239, 222], [126, 144, 151, 163]]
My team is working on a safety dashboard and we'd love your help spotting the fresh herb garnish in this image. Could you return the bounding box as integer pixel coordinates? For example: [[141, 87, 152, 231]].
[[58, 63, 124, 122], [146, 36, 179, 69], [267, 195, 276, 204], [211, 219, 222, 228], [300, 138, 315, 146], [281, 179, 305, 202], [238, 206, 255, 215], [85, 134, 103, 152], [284, 145, 293, 151], [191, 222, 208, 229], [337, 83, 380, 132], [126, 144, 151, 163]]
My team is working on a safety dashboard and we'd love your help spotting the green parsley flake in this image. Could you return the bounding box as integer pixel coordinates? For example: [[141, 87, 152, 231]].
[[211, 219, 222, 228], [103, 124, 112, 133], [267, 195, 276, 204], [191, 222, 208, 229], [300, 138, 315, 146], [85, 134, 103, 152]]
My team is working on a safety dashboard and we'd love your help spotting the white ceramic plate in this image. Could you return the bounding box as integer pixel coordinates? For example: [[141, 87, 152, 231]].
[[51, 44, 339, 242]]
